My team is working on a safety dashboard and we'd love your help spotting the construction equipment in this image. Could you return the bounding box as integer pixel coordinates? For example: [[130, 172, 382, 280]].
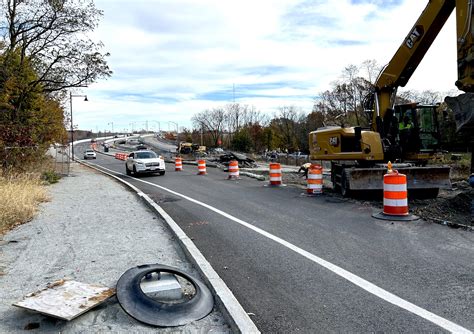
[[310, 0, 474, 197], [177, 142, 206, 156]]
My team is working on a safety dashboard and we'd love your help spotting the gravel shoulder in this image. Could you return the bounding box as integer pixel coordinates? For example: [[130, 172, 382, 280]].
[[0, 163, 229, 333]]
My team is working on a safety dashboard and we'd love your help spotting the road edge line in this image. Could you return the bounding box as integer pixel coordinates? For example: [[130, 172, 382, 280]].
[[77, 161, 260, 334]]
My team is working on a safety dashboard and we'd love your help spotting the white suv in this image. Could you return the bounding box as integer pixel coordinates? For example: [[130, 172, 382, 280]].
[[83, 149, 97, 159], [125, 150, 165, 176]]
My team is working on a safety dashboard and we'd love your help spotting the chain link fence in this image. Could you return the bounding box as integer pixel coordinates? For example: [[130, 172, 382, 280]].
[[2, 144, 71, 176]]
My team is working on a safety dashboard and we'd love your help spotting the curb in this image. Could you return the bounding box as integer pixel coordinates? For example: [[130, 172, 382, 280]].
[[77, 160, 260, 333]]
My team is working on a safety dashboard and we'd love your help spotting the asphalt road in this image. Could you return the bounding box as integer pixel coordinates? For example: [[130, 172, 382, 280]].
[[79, 144, 474, 333]]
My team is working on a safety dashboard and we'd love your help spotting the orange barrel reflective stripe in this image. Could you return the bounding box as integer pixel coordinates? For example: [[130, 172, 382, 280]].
[[228, 160, 239, 179], [307, 164, 323, 194], [175, 157, 183, 171], [197, 159, 207, 175], [383, 171, 408, 216], [269, 162, 282, 186]]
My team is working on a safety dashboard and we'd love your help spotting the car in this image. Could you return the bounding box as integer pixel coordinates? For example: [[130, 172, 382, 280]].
[[125, 150, 165, 176], [83, 149, 96, 159], [136, 144, 147, 150], [289, 151, 308, 159]]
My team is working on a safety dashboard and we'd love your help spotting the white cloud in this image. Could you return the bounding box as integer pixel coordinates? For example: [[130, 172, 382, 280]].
[[75, 0, 459, 132]]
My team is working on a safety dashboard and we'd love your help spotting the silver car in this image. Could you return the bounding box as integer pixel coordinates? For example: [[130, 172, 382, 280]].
[[125, 150, 165, 176], [83, 149, 97, 159]]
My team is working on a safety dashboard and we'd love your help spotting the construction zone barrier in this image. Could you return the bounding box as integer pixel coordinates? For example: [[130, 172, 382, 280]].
[[269, 162, 282, 186], [175, 157, 183, 171], [228, 160, 239, 179], [197, 159, 207, 175], [307, 164, 323, 195], [372, 162, 419, 221], [115, 152, 129, 161]]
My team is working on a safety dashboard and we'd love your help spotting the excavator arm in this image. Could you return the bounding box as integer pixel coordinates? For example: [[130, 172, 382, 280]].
[[374, 0, 455, 131]]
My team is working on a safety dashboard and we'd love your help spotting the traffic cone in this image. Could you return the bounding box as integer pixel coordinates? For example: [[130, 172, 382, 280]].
[[228, 160, 240, 179], [269, 162, 282, 186], [175, 157, 182, 171], [307, 164, 323, 195], [372, 162, 418, 221], [197, 159, 206, 175]]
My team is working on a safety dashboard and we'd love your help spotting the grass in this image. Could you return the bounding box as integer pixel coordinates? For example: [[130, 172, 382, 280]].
[[0, 157, 62, 235], [0, 174, 50, 234]]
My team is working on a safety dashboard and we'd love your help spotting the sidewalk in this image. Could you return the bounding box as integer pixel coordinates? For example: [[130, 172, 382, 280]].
[[0, 163, 231, 333]]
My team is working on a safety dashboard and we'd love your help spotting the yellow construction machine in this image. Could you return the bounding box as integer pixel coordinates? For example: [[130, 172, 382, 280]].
[[310, 0, 474, 197], [177, 142, 206, 156]]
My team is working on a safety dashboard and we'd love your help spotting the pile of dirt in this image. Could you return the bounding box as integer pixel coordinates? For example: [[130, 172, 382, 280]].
[[411, 182, 473, 227]]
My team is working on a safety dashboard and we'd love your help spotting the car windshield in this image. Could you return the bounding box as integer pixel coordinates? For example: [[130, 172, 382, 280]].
[[86, 150, 94, 153], [136, 151, 157, 159]]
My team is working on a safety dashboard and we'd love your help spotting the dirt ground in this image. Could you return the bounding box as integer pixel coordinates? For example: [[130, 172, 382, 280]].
[[281, 171, 473, 228]]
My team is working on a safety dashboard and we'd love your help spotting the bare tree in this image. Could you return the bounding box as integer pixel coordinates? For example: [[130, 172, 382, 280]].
[[1, 0, 111, 94], [271, 106, 301, 151], [361, 59, 381, 84], [192, 108, 227, 147]]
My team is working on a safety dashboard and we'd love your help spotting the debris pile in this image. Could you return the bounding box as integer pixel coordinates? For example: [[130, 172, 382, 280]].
[[214, 152, 258, 168], [411, 183, 473, 226]]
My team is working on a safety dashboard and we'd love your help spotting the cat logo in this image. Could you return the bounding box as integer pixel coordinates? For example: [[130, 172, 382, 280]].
[[329, 136, 339, 147], [405, 25, 424, 49]]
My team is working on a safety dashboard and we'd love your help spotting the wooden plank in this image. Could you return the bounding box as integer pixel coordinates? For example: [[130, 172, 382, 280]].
[[13, 280, 115, 321]]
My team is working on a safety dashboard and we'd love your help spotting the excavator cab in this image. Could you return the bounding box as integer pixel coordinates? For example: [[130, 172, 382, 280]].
[[393, 103, 441, 162]]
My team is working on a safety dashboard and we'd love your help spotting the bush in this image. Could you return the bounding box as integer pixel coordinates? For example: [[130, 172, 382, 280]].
[[42, 170, 61, 184]]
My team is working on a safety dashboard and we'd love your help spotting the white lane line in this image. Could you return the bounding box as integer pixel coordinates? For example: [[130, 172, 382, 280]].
[[99, 165, 472, 334]]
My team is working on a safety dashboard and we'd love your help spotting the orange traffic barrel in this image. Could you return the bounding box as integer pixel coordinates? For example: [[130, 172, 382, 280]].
[[307, 164, 323, 195], [269, 163, 282, 186], [114, 153, 120, 159], [228, 160, 239, 179], [197, 159, 207, 175], [175, 157, 183, 171], [372, 164, 419, 221], [383, 171, 408, 215]]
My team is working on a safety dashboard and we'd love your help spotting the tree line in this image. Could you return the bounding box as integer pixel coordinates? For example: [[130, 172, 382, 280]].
[[187, 60, 466, 154], [0, 0, 111, 171]]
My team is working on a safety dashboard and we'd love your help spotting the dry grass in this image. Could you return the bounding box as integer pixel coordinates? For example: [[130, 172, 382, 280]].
[[0, 173, 50, 235]]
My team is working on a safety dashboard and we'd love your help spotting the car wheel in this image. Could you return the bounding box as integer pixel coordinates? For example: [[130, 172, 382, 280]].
[[133, 165, 138, 176], [159, 171, 165, 176], [126, 165, 131, 176]]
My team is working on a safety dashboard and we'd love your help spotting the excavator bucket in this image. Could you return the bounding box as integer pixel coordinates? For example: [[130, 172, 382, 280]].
[[445, 93, 474, 133], [345, 165, 451, 198]]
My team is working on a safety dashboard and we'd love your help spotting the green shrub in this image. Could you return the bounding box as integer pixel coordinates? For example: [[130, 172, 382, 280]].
[[42, 170, 61, 184]]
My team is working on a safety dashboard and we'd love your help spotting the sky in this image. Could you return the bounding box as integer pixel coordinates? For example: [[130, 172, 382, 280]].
[[73, 0, 459, 133]]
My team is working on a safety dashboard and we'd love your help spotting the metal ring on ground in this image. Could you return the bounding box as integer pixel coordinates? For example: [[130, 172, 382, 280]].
[[116, 264, 214, 327]]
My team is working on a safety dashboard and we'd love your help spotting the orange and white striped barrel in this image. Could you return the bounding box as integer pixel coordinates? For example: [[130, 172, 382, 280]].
[[175, 157, 183, 171], [269, 162, 282, 186], [307, 164, 323, 194], [383, 171, 408, 216], [228, 160, 239, 179], [197, 159, 206, 175]]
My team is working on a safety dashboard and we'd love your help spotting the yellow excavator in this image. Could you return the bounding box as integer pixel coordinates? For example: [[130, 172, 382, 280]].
[[310, 0, 474, 197]]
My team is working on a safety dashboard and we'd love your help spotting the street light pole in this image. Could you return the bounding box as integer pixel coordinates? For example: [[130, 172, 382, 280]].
[[69, 92, 88, 161], [108, 122, 114, 136], [169, 121, 178, 143]]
